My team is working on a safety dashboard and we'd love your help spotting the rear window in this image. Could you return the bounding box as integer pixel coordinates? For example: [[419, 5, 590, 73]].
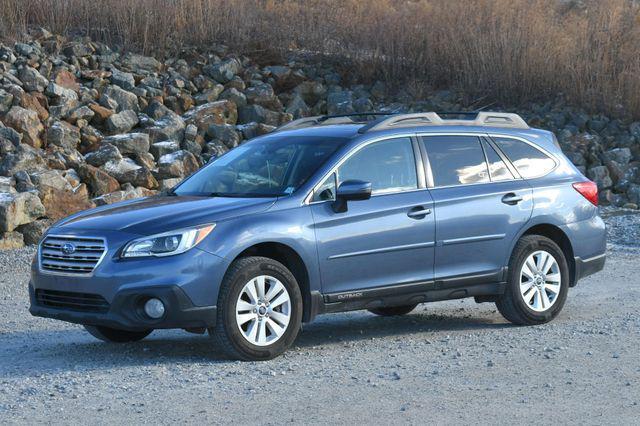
[[421, 135, 489, 187], [492, 137, 556, 178]]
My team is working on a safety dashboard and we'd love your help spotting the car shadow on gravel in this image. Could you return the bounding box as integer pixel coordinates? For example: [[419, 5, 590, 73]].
[[1, 311, 510, 376], [297, 310, 510, 346]]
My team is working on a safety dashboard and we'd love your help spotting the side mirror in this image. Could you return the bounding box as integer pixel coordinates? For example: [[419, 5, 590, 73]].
[[332, 180, 371, 212]]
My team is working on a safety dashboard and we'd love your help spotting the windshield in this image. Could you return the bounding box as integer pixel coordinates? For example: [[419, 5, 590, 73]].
[[173, 135, 347, 197]]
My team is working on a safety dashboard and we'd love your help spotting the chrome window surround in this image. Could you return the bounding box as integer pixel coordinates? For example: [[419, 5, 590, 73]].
[[304, 132, 559, 204]]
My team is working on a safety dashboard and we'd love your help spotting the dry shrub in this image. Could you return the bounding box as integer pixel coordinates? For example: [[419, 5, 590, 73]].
[[1, 0, 640, 118]]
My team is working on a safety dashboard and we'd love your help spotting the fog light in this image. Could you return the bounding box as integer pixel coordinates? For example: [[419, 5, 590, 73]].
[[144, 298, 165, 319]]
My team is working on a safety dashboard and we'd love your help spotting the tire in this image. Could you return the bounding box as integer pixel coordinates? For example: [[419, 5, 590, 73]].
[[210, 256, 303, 361], [496, 235, 569, 325], [84, 325, 152, 343], [368, 304, 418, 317]]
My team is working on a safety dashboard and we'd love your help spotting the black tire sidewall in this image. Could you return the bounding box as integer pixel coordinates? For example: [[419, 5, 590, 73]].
[[507, 236, 569, 323], [219, 258, 302, 360]]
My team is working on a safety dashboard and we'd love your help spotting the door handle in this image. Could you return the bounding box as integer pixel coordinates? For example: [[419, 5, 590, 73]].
[[501, 193, 523, 205], [407, 207, 432, 218]]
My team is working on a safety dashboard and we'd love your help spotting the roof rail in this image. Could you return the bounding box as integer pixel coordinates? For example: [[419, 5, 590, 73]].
[[275, 113, 394, 132], [358, 111, 529, 133]]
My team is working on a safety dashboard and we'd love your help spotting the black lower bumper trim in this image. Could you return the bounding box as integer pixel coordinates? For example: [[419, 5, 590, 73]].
[[29, 284, 216, 331], [573, 253, 606, 286]]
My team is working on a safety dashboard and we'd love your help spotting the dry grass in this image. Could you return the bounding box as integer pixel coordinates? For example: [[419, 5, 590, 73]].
[[2, 0, 640, 118]]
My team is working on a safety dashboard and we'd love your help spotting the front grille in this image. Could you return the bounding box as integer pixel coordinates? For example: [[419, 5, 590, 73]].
[[35, 289, 110, 313], [40, 235, 106, 275]]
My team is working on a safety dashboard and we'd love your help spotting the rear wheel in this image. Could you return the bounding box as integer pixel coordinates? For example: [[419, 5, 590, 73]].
[[210, 256, 303, 361], [84, 325, 152, 343], [496, 235, 569, 325], [368, 304, 418, 317]]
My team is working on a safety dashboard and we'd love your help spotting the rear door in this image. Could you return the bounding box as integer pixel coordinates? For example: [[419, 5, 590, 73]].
[[419, 134, 533, 286], [310, 136, 436, 295]]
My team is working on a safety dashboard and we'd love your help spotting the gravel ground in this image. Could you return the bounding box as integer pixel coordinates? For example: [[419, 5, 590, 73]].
[[1, 211, 639, 425]]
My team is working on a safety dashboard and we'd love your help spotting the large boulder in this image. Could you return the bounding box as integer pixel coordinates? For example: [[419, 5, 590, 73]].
[[183, 100, 237, 132], [84, 143, 123, 167], [102, 85, 139, 112], [0, 192, 46, 232], [102, 133, 150, 155], [18, 66, 48, 92], [204, 58, 241, 84], [294, 81, 326, 105], [245, 82, 281, 110], [219, 87, 247, 108], [207, 124, 240, 149], [150, 141, 180, 160], [147, 113, 185, 143], [0, 144, 46, 176], [77, 163, 121, 196], [16, 218, 54, 245], [157, 150, 199, 179], [38, 183, 95, 221], [587, 165, 613, 189], [105, 110, 139, 134], [46, 121, 81, 150], [238, 104, 290, 127], [4, 106, 44, 148], [102, 158, 158, 189], [122, 53, 162, 73], [110, 68, 136, 90], [0, 88, 14, 114]]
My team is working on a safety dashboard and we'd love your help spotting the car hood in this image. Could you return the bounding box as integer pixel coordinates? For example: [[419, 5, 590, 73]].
[[53, 195, 277, 235]]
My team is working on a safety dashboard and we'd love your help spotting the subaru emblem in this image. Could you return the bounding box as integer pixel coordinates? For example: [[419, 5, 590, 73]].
[[61, 243, 76, 255]]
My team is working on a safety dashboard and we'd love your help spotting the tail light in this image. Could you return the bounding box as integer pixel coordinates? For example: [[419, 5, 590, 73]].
[[572, 181, 598, 206]]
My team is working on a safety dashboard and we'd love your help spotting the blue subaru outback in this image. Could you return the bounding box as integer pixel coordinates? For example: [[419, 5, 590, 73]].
[[29, 112, 606, 360]]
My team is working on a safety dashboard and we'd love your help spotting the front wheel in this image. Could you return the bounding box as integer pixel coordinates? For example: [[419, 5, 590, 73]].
[[210, 256, 303, 361], [84, 325, 152, 342], [496, 235, 569, 325]]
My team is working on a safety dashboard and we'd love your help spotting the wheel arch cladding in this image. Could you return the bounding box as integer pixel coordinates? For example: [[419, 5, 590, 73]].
[[232, 242, 313, 322], [522, 224, 576, 286]]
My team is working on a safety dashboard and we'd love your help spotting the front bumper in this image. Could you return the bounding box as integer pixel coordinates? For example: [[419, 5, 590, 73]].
[[29, 227, 229, 330], [29, 284, 217, 331]]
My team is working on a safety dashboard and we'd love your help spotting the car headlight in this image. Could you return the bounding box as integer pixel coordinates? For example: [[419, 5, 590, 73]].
[[121, 224, 215, 258]]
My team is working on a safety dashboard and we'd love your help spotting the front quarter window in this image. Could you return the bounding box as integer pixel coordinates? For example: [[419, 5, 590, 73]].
[[311, 173, 337, 202]]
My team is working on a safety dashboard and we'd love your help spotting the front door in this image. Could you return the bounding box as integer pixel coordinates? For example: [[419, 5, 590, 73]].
[[419, 135, 533, 285], [310, 137, 436, 295]]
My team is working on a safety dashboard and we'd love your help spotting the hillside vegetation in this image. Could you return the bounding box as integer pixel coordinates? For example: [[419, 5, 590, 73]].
[[1, 0, 640, 118]]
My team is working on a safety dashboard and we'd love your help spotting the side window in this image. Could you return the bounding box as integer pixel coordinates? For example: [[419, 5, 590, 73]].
[[481, 139, 514, 182], [493, 137, 556, 178], [338, 137, 417, 194], [311, 172, 337, 202], [422, 136, 489, 186]]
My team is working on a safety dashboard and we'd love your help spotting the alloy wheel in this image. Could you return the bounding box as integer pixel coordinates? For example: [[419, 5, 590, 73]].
[[519, 250, 562, 312], [235, 275, 291, 346]]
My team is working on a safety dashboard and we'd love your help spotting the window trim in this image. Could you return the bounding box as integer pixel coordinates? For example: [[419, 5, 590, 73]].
[[305, 134, 424, 205], [487, 134, 559, 180], [480, 137, 516, 182]]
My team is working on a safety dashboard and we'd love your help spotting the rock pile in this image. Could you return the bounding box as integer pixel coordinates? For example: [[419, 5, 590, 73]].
[[0, 29, 639, 248]]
